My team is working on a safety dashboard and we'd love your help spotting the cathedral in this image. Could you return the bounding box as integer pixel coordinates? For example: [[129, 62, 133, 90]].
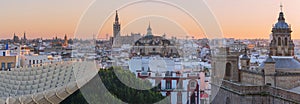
[[211, 5, 300, 104], [112, 11, 142, 48], [130, 23, 179, 58]]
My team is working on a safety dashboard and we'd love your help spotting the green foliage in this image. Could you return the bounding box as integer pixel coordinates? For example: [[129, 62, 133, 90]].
[[61, 67, 167, 104]]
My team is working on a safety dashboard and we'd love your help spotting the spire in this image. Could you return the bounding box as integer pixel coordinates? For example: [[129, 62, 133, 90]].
[[113, 10, 121, 38], [147, 21, 152, 31], [23, 31, 26, 40], [148, 21, 151, 29], [146, 21, 153, 36], [278, 3, 285, 21], [115, 10, 119, 22], [13, 33, 16, 38], [273, 3, 288, 29], [64, 34, 67, 39], [280, 3, 283, 12], [13, 33, 16, 41]]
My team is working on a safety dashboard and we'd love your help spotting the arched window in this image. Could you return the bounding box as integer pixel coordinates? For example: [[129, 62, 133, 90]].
[[225, 63, 231, 77], [285, 38, 288, 46], [278, 37, 281, 46], [190, 81, 196, 87]]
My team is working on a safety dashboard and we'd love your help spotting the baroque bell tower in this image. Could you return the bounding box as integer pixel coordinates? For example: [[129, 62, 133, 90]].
[[269, 4, 294, 56], [113, 10, 121, 38]]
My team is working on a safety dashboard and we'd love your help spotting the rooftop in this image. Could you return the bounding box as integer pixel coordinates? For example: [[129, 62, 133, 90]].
[[260, 56, 300, 69]]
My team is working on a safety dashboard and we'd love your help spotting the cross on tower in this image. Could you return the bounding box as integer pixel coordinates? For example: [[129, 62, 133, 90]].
[[280, 3, 283, 12]]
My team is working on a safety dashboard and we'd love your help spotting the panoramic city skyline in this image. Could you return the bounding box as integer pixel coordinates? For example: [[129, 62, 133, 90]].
[[1, 0, 300, 39], [2, 1, 300, 104]]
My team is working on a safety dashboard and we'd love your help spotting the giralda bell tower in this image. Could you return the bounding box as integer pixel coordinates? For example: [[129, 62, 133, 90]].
[[113, 10, 121, 38]]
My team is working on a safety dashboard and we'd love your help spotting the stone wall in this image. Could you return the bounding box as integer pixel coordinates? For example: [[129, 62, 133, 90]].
[[240, 70, 300, 90], [240, 70, 264, 86], [276, 75, 300, 89], [211, 80, 300, 104]]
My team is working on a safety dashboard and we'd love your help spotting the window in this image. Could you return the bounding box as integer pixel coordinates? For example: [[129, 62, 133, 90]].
[[7, 63, 11, 70], [177, 80, 183, 89], [33, 60, 35, 64], [153, 48, 156, 52], [278, 37, 281, 46], [1, 62, 5, 70], [190, 81, 196, 88], [225, 63, 231, 77], [166, 80, 171, 89], [29, 60, 31, 65], [40, 60, 42, 66]]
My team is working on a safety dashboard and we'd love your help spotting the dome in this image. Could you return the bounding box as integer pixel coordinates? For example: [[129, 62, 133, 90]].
[[274, 21, 289, 28], [131, 23, 179, 58], [134, 35, 172, 46], [274, 12, 289, 28]]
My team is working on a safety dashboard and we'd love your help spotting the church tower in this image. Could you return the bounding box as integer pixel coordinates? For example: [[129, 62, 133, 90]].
[[22, 32, 27, 44], [113, 10, 121, 38], [269, 4, 294, 56], [64, 34, 68, 47], [13, 33, 19, 43], [23, 32, 27, 40]]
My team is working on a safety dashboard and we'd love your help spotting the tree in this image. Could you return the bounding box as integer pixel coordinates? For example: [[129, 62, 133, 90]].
[[61, 67, 168, 104]]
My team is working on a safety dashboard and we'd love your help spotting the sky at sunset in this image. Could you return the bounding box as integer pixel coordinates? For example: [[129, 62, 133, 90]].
[[0, 0, 300, 39]]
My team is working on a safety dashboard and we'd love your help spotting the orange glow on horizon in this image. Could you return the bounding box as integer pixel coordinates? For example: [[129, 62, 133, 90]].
[[1, 0, 300, 39]]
